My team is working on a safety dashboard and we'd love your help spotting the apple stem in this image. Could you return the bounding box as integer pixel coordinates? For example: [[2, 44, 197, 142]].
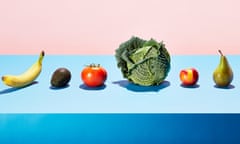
[[218, 50, 223, 56]]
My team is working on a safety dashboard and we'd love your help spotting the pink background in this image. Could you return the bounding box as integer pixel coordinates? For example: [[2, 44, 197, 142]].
[[0, 0, 240, 55]]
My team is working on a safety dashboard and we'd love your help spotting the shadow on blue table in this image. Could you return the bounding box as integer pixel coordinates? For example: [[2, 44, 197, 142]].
[[214, 84, 235, 89], [0, 81, 38, 95], [49, 84, 70, 90], [112, 80, 170, 92], [79, 84, 106, 90], [180, 84, 200, 89]]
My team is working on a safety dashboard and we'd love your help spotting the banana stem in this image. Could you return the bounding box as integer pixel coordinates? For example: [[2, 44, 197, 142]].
[[2, 76, 5, 81], [41, 51, 45, 57], [38, 51, 45, 64]]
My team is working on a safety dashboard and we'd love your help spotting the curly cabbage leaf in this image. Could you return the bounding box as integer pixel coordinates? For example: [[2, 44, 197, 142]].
[[115, 36, 170, 86]]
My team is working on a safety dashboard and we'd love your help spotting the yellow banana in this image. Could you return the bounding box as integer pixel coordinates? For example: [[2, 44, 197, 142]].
[[2, 51, 45, 88]]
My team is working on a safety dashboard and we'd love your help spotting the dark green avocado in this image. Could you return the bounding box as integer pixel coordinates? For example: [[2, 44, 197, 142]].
[[51, 68, 71, 88]]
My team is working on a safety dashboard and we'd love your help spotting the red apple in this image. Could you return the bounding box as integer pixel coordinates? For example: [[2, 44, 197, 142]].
[[180, 68, 199, 86]]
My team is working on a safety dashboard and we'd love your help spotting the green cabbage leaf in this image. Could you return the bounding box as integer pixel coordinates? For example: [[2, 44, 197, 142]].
[[115, 36, 171, 86]]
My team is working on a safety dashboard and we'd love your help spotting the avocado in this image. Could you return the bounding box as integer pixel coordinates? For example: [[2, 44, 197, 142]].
[[51, 68, 71, 88]]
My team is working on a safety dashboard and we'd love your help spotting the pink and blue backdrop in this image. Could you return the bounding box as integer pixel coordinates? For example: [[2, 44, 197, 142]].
[[1, 1, 240, 143], [0, 0, 240, 55]]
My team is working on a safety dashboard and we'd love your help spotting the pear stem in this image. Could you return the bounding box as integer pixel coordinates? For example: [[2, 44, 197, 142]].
[[218, 50, 223, 56]]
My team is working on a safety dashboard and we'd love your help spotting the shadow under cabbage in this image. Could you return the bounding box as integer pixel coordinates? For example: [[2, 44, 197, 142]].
[[112, 80, 170, 92]]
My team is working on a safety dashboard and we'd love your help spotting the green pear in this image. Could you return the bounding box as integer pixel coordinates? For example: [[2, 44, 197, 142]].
[[213, 50, 233, 87]]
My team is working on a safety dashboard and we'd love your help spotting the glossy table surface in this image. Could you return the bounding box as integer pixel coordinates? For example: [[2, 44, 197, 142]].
[[0, 55, 239, 113], [1, 114, 240, 143]]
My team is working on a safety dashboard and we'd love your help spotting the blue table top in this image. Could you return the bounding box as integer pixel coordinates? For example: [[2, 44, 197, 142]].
[[0, 55, 239, 113]]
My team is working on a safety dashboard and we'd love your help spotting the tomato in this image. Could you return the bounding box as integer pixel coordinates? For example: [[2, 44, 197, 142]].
[[81, 64, 107, 87]]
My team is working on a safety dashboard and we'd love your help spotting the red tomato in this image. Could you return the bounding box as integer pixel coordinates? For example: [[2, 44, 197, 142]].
[[81, 64, 107, 87]]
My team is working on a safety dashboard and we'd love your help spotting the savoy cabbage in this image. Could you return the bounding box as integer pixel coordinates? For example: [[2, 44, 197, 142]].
[[115, 36, 171, 86]]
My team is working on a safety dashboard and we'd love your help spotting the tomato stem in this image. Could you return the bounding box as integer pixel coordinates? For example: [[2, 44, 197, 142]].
[[87, 64, 101, 67]]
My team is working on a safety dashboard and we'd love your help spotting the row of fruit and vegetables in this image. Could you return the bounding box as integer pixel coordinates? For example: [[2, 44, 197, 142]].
[[1, 36, 234, 90]]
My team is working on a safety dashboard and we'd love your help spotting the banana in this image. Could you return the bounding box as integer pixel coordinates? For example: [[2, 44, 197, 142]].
[[2, 51, 45, 88]]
